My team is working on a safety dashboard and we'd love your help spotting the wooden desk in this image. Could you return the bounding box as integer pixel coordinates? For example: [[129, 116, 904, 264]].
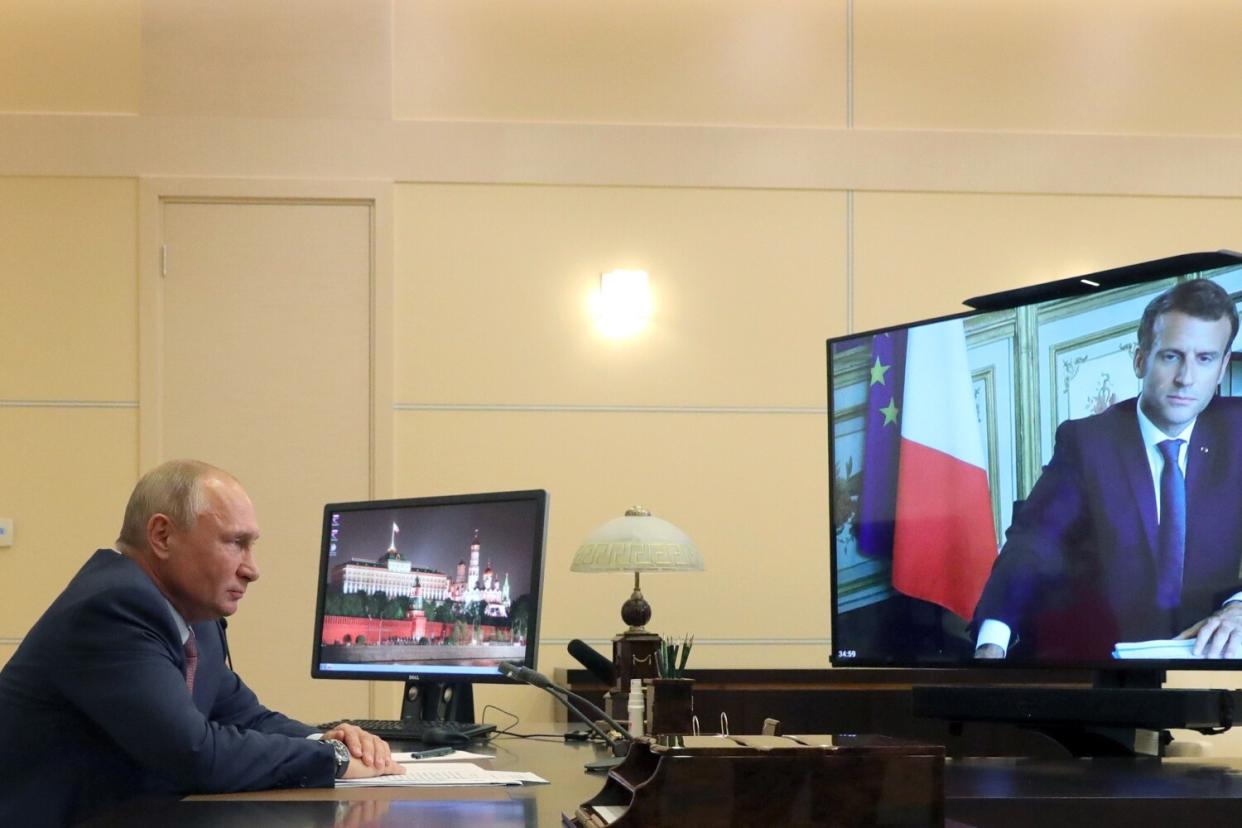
[[946, 756, 1242, 828], [82, 731, 1242, 827], [82, 732, 607, 828], [558, 667, 1097, 757]]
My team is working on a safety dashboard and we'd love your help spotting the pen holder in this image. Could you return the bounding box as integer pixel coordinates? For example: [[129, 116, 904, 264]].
[[645, 677, 695, 736]]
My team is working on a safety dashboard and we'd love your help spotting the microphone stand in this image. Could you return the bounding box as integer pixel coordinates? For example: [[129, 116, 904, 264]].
[[552, 687, 632, 746], [499, 663, 634, 771]]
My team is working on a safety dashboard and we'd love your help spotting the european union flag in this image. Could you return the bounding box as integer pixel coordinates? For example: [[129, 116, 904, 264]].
[[857, 329, 907, 559]]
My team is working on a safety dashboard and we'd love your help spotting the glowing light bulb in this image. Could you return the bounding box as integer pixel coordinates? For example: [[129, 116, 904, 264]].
[[593, 270, 651, 338]]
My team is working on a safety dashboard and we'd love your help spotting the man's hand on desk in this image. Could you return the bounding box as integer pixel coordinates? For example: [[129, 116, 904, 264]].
[[341, 754, 404, 779], [322, 722, 403, 778], [1177, 601, 1242, 659]]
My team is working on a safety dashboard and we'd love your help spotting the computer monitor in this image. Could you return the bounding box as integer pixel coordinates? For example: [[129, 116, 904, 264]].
[[311, 489, 548, 722], [828, 251, 1242, 673]]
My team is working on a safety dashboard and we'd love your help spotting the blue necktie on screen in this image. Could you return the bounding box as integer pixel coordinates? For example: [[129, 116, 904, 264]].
[[1156, 438, 1186, 609]]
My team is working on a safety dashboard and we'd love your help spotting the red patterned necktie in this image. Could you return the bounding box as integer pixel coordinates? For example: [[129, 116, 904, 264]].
[[184, 628, 199, 693]]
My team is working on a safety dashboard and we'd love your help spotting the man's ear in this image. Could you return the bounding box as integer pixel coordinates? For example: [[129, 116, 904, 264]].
[[1133, 348, 1147, 379], [147, 514, 175, 560]]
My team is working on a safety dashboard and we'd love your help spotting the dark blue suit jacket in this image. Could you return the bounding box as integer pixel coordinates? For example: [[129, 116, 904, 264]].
[[974, 396, 1242, 660], [0, 550, 334, 826]]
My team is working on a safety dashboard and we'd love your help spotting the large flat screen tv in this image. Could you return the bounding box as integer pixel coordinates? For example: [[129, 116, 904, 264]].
[[828, 251, 1242, 673]]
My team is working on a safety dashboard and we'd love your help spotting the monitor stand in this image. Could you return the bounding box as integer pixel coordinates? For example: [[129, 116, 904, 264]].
[[400, 679, 476, 724], [912, 669, 1241, 757]]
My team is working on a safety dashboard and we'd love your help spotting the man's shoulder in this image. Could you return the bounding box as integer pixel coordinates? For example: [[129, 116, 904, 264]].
[[1056, 398, 1138, 438], [68, 549, 155, 597], [6, 550, 176, 680], [52, 551, 174, 630], [1203, 394, 1242, 422], [1058, 394, 1242, 443], [1098, 396, 1140, 420], [1190, 395, 1242, 450]]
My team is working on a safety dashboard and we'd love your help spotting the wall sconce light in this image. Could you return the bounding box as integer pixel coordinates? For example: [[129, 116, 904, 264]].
[[594, 270, 651, 338]]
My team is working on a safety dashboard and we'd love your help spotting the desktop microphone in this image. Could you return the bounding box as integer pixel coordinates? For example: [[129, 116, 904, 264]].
[[568, 639, 617, 685], [498, 662, 555, 690], [498, 662, 634, 765], [498, 663, 632, 740]]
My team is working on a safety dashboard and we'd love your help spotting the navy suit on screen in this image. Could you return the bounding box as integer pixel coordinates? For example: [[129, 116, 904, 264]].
[[974, 396, 1242, 660], [0, 550, 333, 826]]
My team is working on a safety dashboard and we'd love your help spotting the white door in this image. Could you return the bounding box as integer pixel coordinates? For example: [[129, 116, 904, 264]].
[[153, 195, 374, 722]]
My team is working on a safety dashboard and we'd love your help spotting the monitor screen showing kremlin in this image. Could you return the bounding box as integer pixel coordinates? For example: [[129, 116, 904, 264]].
[[828, 254, 1242, 670], [311, 490, 547, 682]]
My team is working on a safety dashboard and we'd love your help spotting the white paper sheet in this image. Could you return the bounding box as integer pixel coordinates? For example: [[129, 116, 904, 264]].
[[335, 762, 547, 788]]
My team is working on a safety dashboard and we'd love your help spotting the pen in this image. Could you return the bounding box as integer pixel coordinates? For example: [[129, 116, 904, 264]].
[[410, 746, 454, 759]]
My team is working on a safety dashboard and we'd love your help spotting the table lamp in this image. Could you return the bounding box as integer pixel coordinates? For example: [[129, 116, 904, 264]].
[[571, 507, 703, 702]]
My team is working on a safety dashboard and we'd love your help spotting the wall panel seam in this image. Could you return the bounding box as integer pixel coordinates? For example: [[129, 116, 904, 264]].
[[845, 0, 854, 129], [394, 403, 826, 415], [845, 189, 854, 334], [0, 400, 138, 409]]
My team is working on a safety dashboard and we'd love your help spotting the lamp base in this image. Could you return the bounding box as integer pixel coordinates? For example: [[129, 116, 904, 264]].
[[609, 630, 662, 717], [620, 592, 652, 630], [620, 570, 653, 632]]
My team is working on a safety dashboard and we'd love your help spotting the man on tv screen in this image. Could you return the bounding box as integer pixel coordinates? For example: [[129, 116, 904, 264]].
[[0, 460, 402, 827], [974, 279, 1242, 661]]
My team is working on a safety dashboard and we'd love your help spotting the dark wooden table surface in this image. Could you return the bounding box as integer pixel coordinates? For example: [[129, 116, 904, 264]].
[[82, 728, 1242, 827], [84, 729, 608, 828]]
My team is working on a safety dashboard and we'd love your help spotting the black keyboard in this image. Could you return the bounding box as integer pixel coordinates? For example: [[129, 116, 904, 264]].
[[318, 718, 496, 742]]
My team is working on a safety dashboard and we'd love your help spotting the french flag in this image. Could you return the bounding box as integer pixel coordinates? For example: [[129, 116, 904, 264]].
[[891, 319, 998, 620]]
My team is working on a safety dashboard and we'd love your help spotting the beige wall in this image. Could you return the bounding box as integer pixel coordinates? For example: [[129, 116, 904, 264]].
[[0, 177, 139, 665], [3, 0, 1242, 749]]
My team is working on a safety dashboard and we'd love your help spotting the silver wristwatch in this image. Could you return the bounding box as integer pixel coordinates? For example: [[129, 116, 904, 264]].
[[324, 738, 350, 778]]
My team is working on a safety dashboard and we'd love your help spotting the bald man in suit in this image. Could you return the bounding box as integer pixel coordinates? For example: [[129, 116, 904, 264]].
[[0, 460, 401, 826]]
